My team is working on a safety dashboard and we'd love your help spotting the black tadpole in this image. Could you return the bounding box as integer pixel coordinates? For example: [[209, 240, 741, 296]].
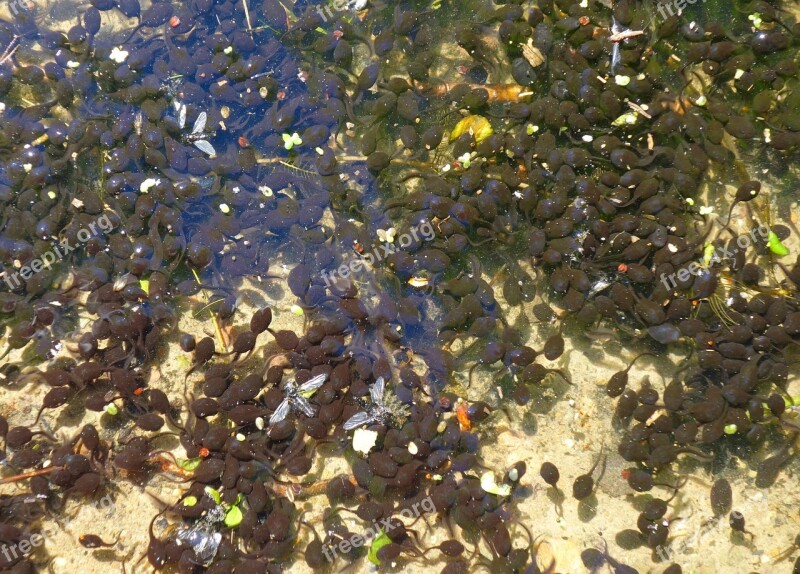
[[606, 352, 656, 398], [573, 446, 607, 500]]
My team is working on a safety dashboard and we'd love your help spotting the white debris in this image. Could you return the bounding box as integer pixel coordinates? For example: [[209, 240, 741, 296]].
[[109, 46, 129, 63], [353, 428, 378, 454]]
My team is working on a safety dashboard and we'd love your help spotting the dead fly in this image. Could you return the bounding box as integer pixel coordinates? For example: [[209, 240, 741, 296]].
[[173, 505, 225, 565], [343, 377, 409, 430], [269, 372, 328, 426], [608, 17, 644, 73], [177, 103, 217, 157]]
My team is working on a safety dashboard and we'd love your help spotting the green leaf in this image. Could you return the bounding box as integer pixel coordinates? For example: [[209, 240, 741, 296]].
[[612, 112, 638, 126], [767, 231, 789, 256], [224, 505, 243, 528], [368, 531, 391, 565], [178, 457, 202, 471], [183, 496, 198, 507], [204, 486, 221, 505], [703, 242, 715, 266]]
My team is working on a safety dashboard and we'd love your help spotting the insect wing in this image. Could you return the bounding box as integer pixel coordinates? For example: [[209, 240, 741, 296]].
[[343, 411, 372, 431], [182, 528, 221, 565], [298, 373, 327, 395], [178, 103, 186, 129], [193, 139, 217, 157], [370, 376, 385, 405], [611, 44, 621, 73], [192, 111, 207, 134], [292, 396, 317, 418], [269, 398, 291, 426]]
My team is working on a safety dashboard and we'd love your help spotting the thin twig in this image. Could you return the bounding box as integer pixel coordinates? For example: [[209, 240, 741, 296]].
[[271, 474, 358, 500], [0, 466, 65, 485], [242, 0, 253, 38], [191, 269, 229, 351], [0, 44, 19, 66], [256, 156, 436, 171]]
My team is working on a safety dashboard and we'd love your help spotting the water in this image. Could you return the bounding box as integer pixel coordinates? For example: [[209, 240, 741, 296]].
[[1, 0, 799, 572]]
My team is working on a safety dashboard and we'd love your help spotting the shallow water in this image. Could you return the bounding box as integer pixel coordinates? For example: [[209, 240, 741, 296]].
[[1, 0, 799, 573]]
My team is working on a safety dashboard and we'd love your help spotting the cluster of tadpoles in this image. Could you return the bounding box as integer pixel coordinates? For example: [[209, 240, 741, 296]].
[[1, 0, 800, 572]]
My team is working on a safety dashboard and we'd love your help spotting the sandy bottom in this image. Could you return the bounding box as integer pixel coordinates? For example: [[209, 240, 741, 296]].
[[1, 1, 799, 573]]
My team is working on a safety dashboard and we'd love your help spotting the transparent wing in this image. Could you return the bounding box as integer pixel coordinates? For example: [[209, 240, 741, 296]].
[[193, 139, 216, 157], [269, 398, 291, 426], [611, 44, 621, 73], [370, 377, 385, 405], [192, 531, 222, 565], [178, 104, 186, 129], [292, 396, 317, 418], [298, 373, 328, 393], [192, 111, 207, 134], [343, 411, 372, 431]]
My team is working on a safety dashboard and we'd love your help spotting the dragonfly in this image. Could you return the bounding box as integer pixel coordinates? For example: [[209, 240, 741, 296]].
[[343, 377, 406, 430], [177, 103, 217, 158], [173, 505, 225, 565], [268, 372, 328, 426]]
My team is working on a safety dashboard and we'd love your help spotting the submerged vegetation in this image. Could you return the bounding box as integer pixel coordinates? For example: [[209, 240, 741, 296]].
[[0, 0, 799, 572]]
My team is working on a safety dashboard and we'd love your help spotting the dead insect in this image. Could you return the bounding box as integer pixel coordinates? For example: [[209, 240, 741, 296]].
[[269, 373, 328, 426], [173, 505, 225, 565], [343, 377, 409, 430], [608, 17, 644, 73], [177, 104, 217, 157]]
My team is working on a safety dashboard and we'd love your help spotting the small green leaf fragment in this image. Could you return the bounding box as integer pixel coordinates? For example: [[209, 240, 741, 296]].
[[703, 242, 715, 266], [204, 486, 222, 505], [179, 457, 202, 471], [368, 531, 391, 565], [224, 505, 243, 528], [183, 496, 198, 507], [767, 231, 789, 256], [612, 112, 638, 126]]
